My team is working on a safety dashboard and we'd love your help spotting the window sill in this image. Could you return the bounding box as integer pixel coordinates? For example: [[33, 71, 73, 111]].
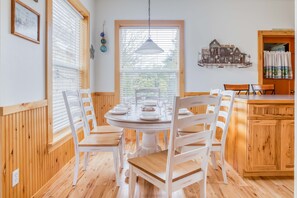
[[48, 128, 72, 153]]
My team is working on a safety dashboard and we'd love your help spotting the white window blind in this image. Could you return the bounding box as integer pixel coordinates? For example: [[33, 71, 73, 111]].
[[52, 0, 83, 133], [120, 27, 180, 103]]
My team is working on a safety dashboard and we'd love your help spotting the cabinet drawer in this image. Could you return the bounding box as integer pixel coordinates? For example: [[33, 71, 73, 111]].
[[248, 105, 294, 119]]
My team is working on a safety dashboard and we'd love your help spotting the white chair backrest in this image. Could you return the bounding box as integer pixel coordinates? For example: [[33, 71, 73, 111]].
[[135, 88, 160, 105], [216, 90, 235, 145], [166, 95, 222, 182], [206, 89, 235, 144], [79, 89, 97, 131], [63, 90, 89, 148]]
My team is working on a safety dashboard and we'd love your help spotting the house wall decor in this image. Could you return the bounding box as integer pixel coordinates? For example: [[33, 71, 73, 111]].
[[198, 39, 252, 68]]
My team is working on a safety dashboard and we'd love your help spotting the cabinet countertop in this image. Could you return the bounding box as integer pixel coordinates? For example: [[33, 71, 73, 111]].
[[235, 95, 294, 104]]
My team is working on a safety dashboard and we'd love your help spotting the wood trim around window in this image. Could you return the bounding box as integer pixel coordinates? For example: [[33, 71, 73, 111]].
[[114, 20, 185, 104], [46, 0, 90, 146], [257, 30, 294, 84]]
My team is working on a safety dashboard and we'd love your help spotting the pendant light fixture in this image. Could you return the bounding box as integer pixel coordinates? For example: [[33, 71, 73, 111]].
[[135, 0, 164, 54]]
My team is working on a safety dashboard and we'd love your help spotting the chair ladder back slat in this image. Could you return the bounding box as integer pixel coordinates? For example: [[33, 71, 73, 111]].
[[177, 114, 217, 130], [82, 97, 92, 104], [74, 120, 84, 131], [218, 111, 228, 119], [175, 130, 212, 148], [63, 90, 87, 146], [219, 91, 235, 144], [224, 84, 250, 95], [84, 106, 93, 113], [216, 121, 225, 130], [179, 95, 221, 109], [79, 89, 97, 129], [173, 146, 209, 165]]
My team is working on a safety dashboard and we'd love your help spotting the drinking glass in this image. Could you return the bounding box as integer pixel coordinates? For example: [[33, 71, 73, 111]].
[[157, 99, 163, 116]]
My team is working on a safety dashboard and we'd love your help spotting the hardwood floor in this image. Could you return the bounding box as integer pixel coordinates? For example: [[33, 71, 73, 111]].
[[34, 140, 294, 198]]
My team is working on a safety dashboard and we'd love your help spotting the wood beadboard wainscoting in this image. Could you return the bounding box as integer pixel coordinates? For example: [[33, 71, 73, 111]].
[[92, 92, 209, 141], [0, 101, 83, 198]]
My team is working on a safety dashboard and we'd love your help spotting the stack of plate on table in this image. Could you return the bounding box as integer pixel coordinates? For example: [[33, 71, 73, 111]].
[[109, 105, 129, 115], [141, 106, 156, 112], [143, 100, 157, 106], [139, 112, 160, 121]]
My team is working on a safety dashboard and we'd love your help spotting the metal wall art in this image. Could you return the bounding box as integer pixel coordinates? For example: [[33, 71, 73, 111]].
[[198, 39, 252, 68]]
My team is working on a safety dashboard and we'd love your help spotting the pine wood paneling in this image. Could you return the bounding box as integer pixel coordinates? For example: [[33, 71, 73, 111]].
[[0, 103, 82, 198]]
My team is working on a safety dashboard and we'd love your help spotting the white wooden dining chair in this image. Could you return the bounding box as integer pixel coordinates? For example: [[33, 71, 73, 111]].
[[128, 95, 222, 198], [63, 90, 123, 186], [79, 89, 125, 155], [179, 90, 235, 184], [134, 88, 168, 149]]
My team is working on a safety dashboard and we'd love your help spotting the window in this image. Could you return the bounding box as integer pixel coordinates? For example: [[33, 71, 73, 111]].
[[47, 0, 90, 143], [115, 21, 184, 103]]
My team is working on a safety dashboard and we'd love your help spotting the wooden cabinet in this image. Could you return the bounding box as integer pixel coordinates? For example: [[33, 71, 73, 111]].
[[247, 120, 280, 172], [226, 95, 294, 177], [281, 120, 294, 170]]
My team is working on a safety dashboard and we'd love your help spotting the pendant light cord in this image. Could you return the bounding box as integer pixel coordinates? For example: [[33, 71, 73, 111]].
[[148, 0, 151, 38]]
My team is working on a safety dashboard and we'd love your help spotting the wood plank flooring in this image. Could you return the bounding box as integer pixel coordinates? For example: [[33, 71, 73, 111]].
[[34, 141, 294, 198]]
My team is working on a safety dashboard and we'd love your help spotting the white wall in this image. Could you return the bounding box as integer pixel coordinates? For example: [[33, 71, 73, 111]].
[[0, 0, 96, 106], [0, 0, 46, 106], [93, 0, 294, 92]]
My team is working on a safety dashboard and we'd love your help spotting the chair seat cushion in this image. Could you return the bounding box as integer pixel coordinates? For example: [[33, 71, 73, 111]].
[[91, 125, 124, 134], [128, 150, 201, 183], [79, 134, 121, 147]]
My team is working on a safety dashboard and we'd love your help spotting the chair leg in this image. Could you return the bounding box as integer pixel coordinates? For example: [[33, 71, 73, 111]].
[[199, 178, 206, 198], [119, 141, 124, 169], [221, 151, 228, 184], [165, 185, 172, 198], [113, 148, 120, 186], [129, 165, 136, 198], [122, 131, 126, 154], [211, 152, 218, 170], [136, 130, 140, 150], [73, 153, 80, 186], [83, 152, 89, 171], [163, 131, 168, 149]]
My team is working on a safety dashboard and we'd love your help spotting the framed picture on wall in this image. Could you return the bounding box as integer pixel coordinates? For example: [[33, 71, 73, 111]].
[[11, 0, 40, 44]]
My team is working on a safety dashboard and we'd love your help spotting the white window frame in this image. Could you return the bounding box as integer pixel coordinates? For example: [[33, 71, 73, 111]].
[[115, 20, 185, 104], [46, 0, 90, 147]]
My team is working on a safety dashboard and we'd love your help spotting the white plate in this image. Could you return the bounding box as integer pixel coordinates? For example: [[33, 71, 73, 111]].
[[113, 106, 129, 112], [116, 104, 131, 109], [109, 110, 127, 115], [139, 112, 160, 121]]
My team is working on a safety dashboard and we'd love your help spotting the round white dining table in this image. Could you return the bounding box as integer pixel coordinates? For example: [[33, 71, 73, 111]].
[[105, 107, 171, 157]]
